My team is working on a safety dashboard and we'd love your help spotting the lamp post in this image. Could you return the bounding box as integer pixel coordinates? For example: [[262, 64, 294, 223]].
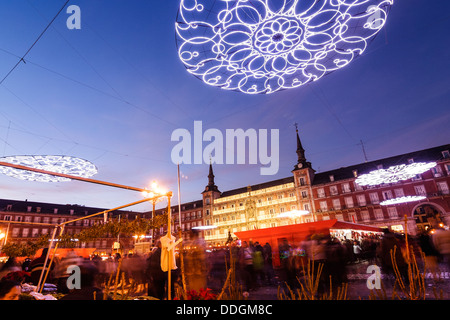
[[142, 180, 166, 247]]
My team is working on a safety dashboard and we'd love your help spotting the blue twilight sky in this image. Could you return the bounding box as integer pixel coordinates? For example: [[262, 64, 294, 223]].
[[0, 0, 449, 212]]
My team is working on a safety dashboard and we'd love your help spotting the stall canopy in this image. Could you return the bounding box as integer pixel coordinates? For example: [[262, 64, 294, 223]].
[[234, 219, 382, 254], [33, 248, 96, 259]]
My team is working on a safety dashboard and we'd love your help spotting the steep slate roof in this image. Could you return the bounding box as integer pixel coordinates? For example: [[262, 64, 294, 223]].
[[0, 199, 136, 216], [312, 144, 450, 185]]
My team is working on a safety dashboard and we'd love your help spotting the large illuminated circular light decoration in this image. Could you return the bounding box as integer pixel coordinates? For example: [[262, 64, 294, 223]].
[[380, 195, 426, 206], [0, 155, 98, 182], [175, 0, 393, 94], [355, 162, 437, 186]]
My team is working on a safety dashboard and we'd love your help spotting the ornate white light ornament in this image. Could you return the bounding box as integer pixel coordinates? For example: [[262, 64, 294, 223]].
[[355, 162, 437, 186], [380, 195, 426, 206], [0, 155, 98, 182], [175, 0, 393, 94]]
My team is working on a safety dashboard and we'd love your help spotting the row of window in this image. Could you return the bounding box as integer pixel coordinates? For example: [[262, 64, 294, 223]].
[[212, 193, 296, 212], [314, 183, 449, 212], [172, 210, 203, 220], [7, 227, 84, 238], [205, 206, 402, 239], [0, 214, 98, 226], [313, 163, 450, 199], [323, 207, 400, 222]]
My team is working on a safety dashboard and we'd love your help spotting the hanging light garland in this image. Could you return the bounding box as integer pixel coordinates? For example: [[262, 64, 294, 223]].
[[380, 195, 426, 206], [0, 155, 98, 182], [175, 0, 393, 94], [355, 162, 437, 186]]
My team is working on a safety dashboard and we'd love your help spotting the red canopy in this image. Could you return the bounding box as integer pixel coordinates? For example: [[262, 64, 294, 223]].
[[234, 219, 382, 266], [235, 219, 381, 243]]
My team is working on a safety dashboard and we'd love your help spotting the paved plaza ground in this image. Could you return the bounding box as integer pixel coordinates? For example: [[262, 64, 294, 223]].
[[237, 260, 450, 300]]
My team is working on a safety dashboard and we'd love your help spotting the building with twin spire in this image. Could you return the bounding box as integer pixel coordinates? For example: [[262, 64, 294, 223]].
[[199, 130, 450, 245], [1, 130, 449, 251]]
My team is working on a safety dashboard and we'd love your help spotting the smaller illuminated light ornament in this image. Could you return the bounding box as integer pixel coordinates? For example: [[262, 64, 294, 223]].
[[192, 225, 218, 230], [277, 209, 310, 219], [0, 155, 98, 182], [355, 162, 437, 186], [380, 195, 426, 206], [175, 0, 394, 94]]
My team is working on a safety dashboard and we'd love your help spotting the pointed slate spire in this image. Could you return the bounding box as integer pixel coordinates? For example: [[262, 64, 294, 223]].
[[203, 161, 220, 193], [293, 123, 312, 171], [295, 123, 306, 164], [208, 162, 215, 187]]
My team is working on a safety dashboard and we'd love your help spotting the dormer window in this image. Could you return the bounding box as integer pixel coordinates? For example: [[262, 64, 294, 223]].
[[442, 150, 450, 159], [329, 175, 334, 182]]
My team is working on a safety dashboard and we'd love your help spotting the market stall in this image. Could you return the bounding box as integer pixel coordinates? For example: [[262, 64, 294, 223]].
[[234, 219, 383, 267]]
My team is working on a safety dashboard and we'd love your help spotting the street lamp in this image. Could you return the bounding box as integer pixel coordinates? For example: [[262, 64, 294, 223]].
[[142, 180, 166, 246]]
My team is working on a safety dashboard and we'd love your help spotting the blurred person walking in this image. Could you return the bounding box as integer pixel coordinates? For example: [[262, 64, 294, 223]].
[[0, 280, 21, 300], [432, 227, 450, 269]]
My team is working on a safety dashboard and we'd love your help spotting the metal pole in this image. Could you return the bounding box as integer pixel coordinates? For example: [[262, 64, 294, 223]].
[[36, 226, 58, 293], [151, 200, 155, 247], [0, 161, 149, 193], [177, 163, 182, 232], [59, 197, 158, 227], [167, 194, 172, 300], [3, 222, 10, 247], [40, 225, 65, 293]]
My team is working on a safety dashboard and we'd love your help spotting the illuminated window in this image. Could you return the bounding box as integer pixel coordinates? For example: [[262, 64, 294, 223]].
[[332, 199, 341, 210], [394, 188, 405, 197], [344, 197, 354, 208], [317, 188, 325, 198], [414, 185, 427, 196], [348, 212, 357, 222], [374, 209, 384, 220], [361, 211, 370, 221], [437, 182, 449, 195], [369, 193, 379, 204], [382, 190, 393, 200], [387, 207, 398, 219], [357, 195, 367, 206], [342, 183, 351, 193], [330, 186, 338, 195], [32, 228, 39, 237]]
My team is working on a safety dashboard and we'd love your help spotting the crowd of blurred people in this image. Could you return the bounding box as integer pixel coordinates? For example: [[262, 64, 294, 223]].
[[1, 225, 450, 300]]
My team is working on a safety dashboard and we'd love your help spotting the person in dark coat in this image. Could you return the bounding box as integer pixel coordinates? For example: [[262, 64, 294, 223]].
[[60, 262, 109, 300], [146, 241, 165, 299], [377, 229, 408, 283], [29, 248, 55, 285]]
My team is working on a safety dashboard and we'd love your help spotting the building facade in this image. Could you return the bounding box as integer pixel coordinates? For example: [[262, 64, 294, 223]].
[[199, 131, 450, 245], [0, 200, 138, 255], [1, 131, 449, 250]]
